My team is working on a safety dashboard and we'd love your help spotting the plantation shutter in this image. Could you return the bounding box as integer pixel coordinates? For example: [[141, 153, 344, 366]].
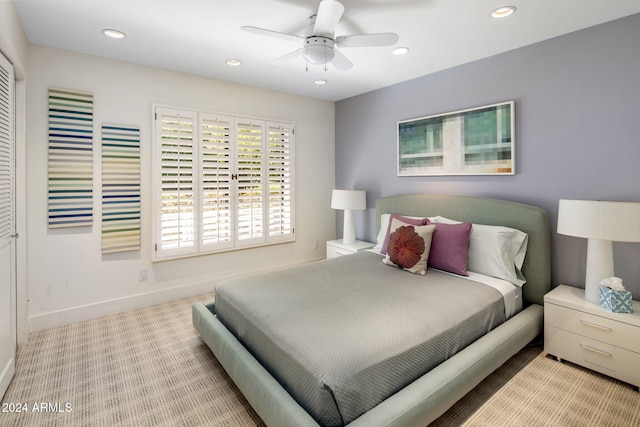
[[0, 55, 13, 241], [155, 108, 197, 258], [235, 119, 265, 246], [153, 106, 295, 260], [267, 121, 294, 242], [200, 113, 234, 251]]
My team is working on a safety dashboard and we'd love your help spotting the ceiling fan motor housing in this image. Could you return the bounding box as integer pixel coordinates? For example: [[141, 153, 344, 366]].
[[304, 36, 335, 64]]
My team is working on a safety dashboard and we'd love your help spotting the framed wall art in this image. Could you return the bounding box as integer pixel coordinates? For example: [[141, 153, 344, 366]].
[[397, 101, 514, 176], [48, 88, 94, 228], [101, 124, 141, 254]]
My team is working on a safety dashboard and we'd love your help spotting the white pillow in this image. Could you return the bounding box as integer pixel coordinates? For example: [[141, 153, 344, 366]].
[[373, 214, 393, 251], [433, 216, 528, 287], [373, 213, 436, 252]]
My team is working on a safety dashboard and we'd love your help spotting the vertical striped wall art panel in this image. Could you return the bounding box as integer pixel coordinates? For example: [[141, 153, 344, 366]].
[[101, 124, 141, 254], [48, 88, 94, 228]]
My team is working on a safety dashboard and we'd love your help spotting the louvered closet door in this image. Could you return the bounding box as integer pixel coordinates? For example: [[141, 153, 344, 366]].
[[155, 108, 198, 259], [267, 121, 294, 242], [0, 51, 16, 399], [200, 113, 234, 251], [235, 119, 265, 246]]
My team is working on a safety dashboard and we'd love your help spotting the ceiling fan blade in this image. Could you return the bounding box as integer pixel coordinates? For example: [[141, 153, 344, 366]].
[[335, 32, 399, 48], [271, 48, 304, 64], [241, 26, 303, 43], [314, 0, 345, 34], [331, 49, 353, 70]]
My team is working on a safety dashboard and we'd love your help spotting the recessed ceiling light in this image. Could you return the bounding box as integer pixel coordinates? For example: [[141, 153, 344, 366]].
[[102, 29, 126, 39], [314, 79, 327, 85], [491, 6, 517, 19], [392, 47, 410, 55], [226, 59, 243, 66]]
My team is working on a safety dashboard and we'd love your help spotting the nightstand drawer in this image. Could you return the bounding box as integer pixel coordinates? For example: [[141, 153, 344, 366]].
[[326, 240, 374, 259], [546, 325, 640, 382], [326, 245, 354, 258], [546, 303, 640, 353]]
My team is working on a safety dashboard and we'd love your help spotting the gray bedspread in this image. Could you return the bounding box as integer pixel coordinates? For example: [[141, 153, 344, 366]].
[[214, 251, 505, 427]]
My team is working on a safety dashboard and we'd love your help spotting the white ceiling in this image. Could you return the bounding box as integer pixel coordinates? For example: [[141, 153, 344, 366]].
[[13, 0, 640, 101]]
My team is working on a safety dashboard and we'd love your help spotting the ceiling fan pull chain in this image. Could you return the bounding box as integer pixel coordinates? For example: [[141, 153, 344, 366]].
[[324, 45, 327, 71]]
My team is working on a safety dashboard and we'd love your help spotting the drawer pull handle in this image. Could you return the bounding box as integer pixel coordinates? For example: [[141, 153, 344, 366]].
[[580, 344, 612, 357], [580, 320, 611, 332]]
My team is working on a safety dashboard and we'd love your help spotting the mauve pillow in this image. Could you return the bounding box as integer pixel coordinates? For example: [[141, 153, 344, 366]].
[[432, 216, 528, 286], [426, 220, 472, 276], [381, 214, 430, 254]]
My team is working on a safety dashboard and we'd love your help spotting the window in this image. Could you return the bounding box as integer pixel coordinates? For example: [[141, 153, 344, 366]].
[[153, 106, 294, 261]]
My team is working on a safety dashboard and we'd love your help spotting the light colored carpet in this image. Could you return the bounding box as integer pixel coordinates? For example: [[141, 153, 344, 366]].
[[1, 294, 638, 426], [2, 293, 263, 427], [432, 343, 640, 427]]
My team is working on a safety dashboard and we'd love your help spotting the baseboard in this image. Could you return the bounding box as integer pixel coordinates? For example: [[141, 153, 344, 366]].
[[27, 257, 324, 333], [0, 356, 15, 399], [27, 280, 216, 333]]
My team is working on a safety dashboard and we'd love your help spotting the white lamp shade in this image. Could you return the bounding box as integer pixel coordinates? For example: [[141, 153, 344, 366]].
[[557, 199, 640, 242], [331, 190, 366, 211], [557, 199, 640, 303]]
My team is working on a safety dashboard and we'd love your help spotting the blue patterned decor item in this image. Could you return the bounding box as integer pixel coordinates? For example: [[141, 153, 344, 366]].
[[599, 286, 633, 313], [101, 124, 141, 254], [48, 88, 94, 228]]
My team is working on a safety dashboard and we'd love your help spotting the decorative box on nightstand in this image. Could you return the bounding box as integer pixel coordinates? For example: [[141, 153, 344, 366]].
[[326, 239, 375, 259], [544, 285, 640, 390]]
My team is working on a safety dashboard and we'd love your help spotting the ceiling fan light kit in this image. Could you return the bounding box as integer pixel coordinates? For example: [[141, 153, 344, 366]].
[[241, 0, 399, 72], [305, 37, 335, 65]]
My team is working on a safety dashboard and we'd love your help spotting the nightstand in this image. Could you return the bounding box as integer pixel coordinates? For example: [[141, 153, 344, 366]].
[[326, 239, 375, 259], [544, 285, 640, 390]]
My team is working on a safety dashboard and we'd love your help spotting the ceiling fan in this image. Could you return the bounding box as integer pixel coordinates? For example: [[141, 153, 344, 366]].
[[241, 0, 399, 71]]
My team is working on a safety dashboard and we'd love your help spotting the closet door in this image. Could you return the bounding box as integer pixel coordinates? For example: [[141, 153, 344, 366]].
[[0, 50, 16, 399]]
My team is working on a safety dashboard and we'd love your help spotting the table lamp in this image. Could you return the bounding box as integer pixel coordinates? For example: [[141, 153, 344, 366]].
[[331, 189, 366, 244], [557, 199, 640, 303]]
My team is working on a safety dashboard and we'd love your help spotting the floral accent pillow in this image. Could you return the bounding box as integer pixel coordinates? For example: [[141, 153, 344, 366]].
[[383, 218, 435, 275], [380, 213, 430, 254]]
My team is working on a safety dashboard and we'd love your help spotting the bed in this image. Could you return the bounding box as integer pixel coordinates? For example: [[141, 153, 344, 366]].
[[193, 194, 551, 426]]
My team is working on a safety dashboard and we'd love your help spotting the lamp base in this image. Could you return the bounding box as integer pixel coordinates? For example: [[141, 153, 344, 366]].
[[342, 209, 356, 244], [585, 238, 614, 304]]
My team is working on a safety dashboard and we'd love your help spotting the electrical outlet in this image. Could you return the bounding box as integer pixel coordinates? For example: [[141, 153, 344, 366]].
[[314, 240, 319, 249], [139, 267, 148, 282]]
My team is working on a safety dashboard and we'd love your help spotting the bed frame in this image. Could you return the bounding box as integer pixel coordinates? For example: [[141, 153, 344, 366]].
[[193, 194, 551, 426]]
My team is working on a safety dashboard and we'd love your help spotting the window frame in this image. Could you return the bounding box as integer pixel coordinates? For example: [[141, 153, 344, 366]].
[[152, 105, 295, 261]]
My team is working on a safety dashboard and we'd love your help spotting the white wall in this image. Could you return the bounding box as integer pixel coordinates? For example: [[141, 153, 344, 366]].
[[0, 2, 28, 78], [26, 45, 336, 331]]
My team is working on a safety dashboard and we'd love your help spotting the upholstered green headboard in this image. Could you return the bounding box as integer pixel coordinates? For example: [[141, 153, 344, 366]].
[[376, 194, 551, 306]]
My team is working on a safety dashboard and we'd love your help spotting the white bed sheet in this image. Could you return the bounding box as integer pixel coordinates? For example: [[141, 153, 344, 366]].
[[414, 268, 522, 319], [459, 271, 522, 319], [367, 249, 521, 319]]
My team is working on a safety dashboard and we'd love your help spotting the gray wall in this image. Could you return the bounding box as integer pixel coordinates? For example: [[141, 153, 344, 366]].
[[335, 13, 640, 297]]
